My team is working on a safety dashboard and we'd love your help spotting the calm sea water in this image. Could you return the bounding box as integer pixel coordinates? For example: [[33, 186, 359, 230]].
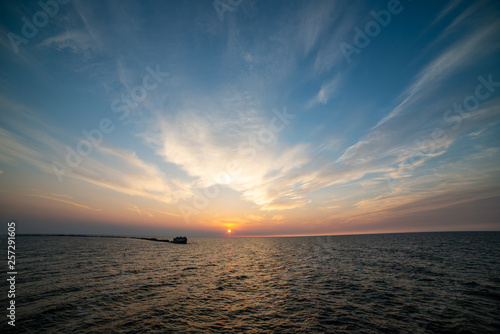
[[1, 232, 499, 333]]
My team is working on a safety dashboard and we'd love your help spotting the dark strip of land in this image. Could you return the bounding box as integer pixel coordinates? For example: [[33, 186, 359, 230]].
[[10, 234, 173, 242]]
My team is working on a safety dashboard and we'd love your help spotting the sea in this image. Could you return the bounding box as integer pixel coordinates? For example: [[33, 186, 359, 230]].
[[1, 232, 499, 333]]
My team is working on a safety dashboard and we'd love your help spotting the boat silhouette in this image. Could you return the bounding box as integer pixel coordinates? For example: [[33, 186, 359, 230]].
[[172, 236, 187, 244]]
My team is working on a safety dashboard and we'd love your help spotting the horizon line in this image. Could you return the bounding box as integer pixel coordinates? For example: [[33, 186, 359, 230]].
[[6, 229, 500, 239]]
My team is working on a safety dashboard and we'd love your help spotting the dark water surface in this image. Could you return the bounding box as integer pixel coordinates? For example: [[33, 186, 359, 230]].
[[1, 232, 499, 333]]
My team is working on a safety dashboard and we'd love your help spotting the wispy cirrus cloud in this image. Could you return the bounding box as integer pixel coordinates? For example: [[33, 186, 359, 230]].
[[375, 17, 500, 129], [310, 4, 358, 75], [0, 98, 191, 206], [38, 30, 95, 57], [428, 0, 466, 28], [144, 102, 313, 210], [295, 0, 340, 57], [331, 11, 500, 188], [128, 204, 154, 218], [306, 74, 342, 108], [150, 208, 180, 218], [27, 190, 101, 212]]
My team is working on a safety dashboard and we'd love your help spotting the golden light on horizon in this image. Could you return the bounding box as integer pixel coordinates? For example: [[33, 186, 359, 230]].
[[227, 229, 231, 233]]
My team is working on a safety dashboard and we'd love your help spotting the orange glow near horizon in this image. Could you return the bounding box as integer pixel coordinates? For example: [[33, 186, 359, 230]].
[[227, 229, 231, 233]]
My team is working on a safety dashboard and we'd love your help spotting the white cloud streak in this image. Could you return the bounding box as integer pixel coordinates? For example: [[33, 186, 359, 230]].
[[0, 98, 191, 206]]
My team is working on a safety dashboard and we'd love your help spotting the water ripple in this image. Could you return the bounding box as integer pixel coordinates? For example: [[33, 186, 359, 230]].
[[1, 232, 499, 332]]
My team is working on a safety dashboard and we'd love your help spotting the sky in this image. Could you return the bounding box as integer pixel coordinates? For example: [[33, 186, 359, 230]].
[[0, 0, 499, 237]]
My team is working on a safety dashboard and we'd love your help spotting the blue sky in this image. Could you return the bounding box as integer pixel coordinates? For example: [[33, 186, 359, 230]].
[[0, 0, 499, 236]]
